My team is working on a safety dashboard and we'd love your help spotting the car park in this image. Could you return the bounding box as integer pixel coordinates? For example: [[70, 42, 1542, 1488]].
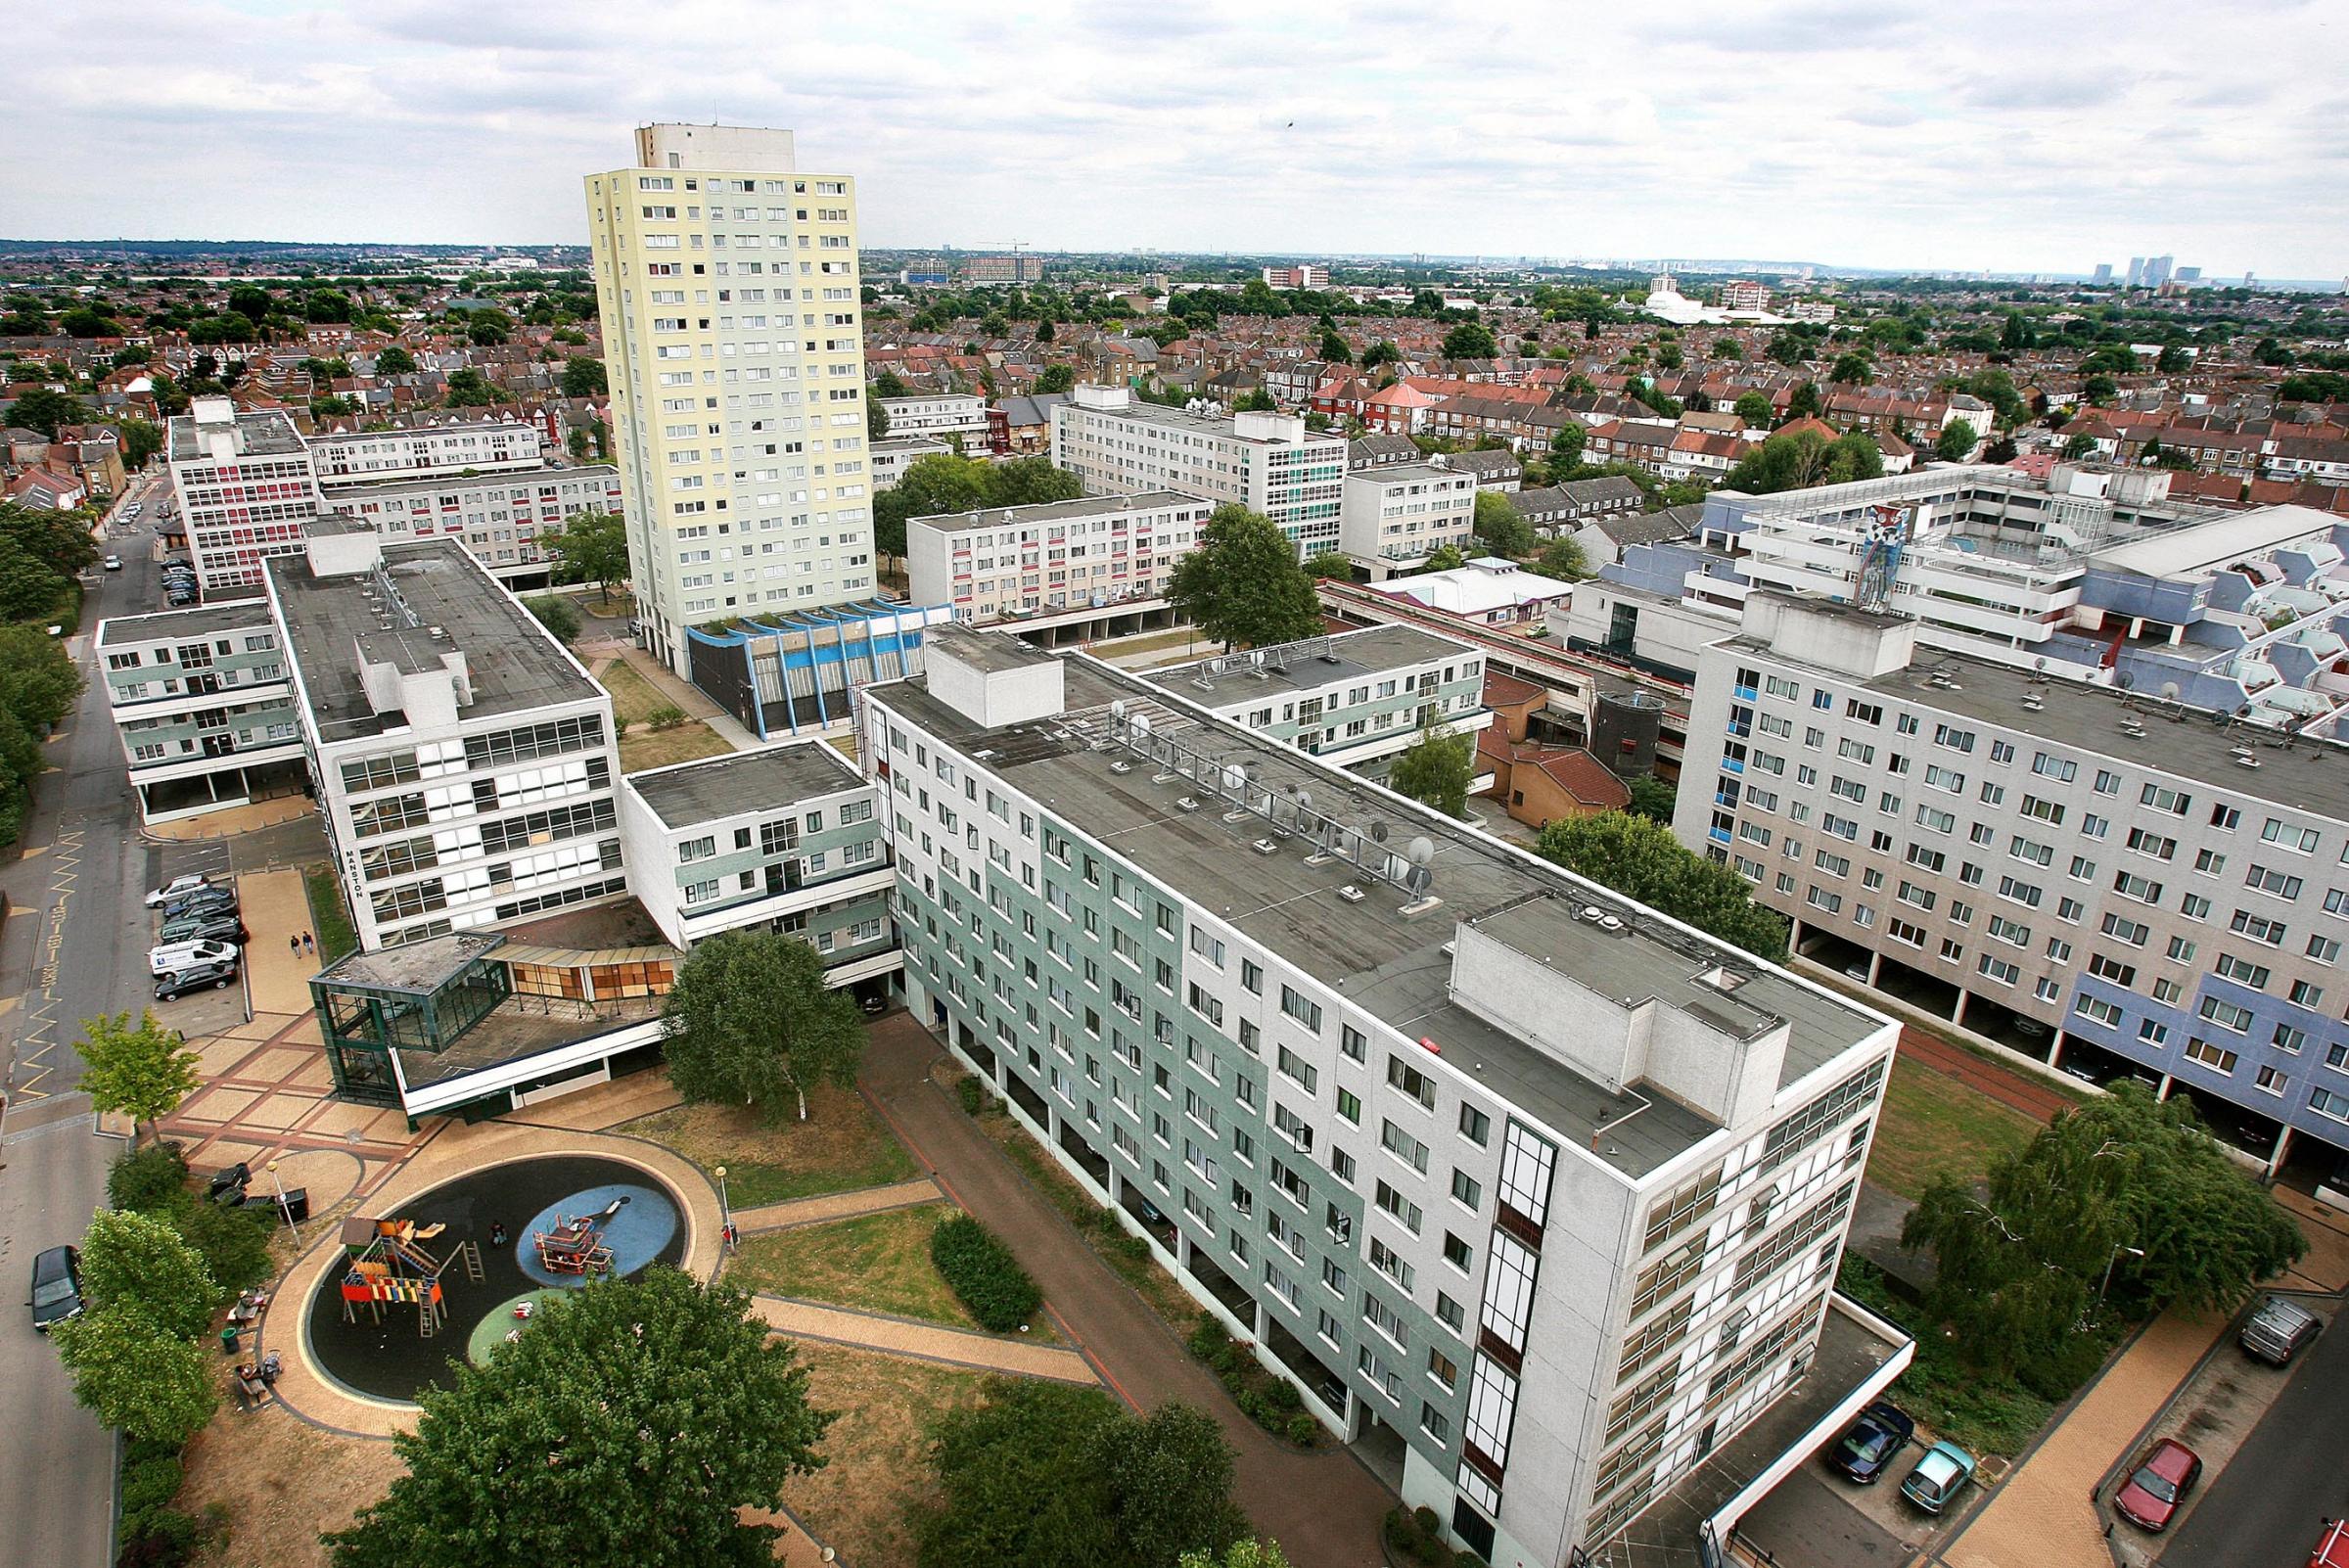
[[150, 939, 239, 976], [1900, 1442, 1977, 1514], [27, 1245, 82, 1331], [1827, 1400, 1914, 1484], [156, 962, 239, 1001], [2239, 1294, 2323, 1366], [146, 874, 215, 906], [2113, 1438, 2201, 1532]]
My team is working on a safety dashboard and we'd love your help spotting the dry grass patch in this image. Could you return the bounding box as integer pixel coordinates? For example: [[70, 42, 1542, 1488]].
[[175, 1397, 404, 1568], [619, 719, 733, 773], [729, 1204, 970, 1328], [781, 1344, 990, 1568], [621, 1084, 917, 1207], [1867, 1054, 2042, 1200], [593, 658, 671, 727]]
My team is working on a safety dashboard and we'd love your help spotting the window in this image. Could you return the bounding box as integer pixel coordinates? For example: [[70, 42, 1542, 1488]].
[[1381, 1120, 1430, 1174], [1341, 1024, 1367, 1062], [1457, 1105, 1491, 1146], [1277, 1044, 1318, 1093], [1443, 1232, 1473, 1273], [1451, 1169, 1482, 1211], [1387, 1055, 1436, 1111], [1336, 1088, 1362, 1125], [1279, 985, 1323, 1032], [1375, 1180, 1422, 1233], [2184, 1037, 2238, 1074]]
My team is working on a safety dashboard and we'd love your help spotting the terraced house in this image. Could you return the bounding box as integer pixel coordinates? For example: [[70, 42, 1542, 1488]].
[[856, 625, 1903, 1563]]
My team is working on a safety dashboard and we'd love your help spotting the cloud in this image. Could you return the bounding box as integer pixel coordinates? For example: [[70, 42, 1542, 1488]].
[[1, 0, 2342, 278]]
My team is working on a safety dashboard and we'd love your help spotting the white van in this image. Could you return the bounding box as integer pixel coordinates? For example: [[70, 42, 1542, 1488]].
[[149, 939, 240, 976]]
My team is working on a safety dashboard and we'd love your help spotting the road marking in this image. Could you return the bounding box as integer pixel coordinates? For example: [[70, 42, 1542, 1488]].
[[10, 825, 85, 1101]]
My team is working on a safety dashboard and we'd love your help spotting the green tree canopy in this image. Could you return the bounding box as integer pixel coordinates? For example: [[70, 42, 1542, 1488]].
[[1732, 391, 1774, 429], [1359, 340, 1402, 370], [1935, 419, 1981, 463], [52, 1306, 216, 1445], [1527, 534, 1588, 582], [523, 594, 580, 642], [5, 386, 91, 438], [1318, 329, 1353, 365], [1721, 429, 1882, 495], [76, 1208, 222, 1341], [1783, 381, 1824, 420], [560, 356, 607, 397], [73, 1010, 201, 1139], [1712, 336, 1743, 360], [1626, 775, 1679, 822], [0, 499, 99, 578], [118, 417, 164, 468], [661, 928, 865, 1122], [1471, 490, 1533, 558], [326, 1269, 831, 1568], [1535, 811, 1788, 959], [1033, 364, 1076, 394], [541, 510, 628, 602], [1166, 504, 1323, 650], [373, 346, 418, 376], [1546, 422, 1587, 473], [1418, 542, 1467, 574], [987, 456, 1085, 509], [1441, 322, 1498, 360], [1828, 351, 1874, 386], [1388, 724, 1475, 819], [869, 398, 893, 440]]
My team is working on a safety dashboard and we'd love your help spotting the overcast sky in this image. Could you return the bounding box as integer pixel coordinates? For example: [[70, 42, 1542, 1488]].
[[9, 0, 2344, 279]]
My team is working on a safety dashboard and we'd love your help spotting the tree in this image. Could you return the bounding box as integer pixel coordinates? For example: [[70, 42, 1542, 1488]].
[[1302, 550, 1355, 580], [868, 399, 892, 441], [2155, 344, 2191, 374], [2081, 372, 2118, 404], [523, 594, 580, 642], [662, 928, 864, 1122], [1828, 351, 1873, 386], [117, 417, 164, 469], [1359, 340, 1402, 371], [72, 1010, 202, 1141], [1712, 336, 1743, 361], [871, 452, 990, 559], [58, 307, 119, 339], [1934, 419, 1980, 463], [1166, 505, 1323, 650], [1528, 534, 1588, 581], [1984, 435, 2018, 463], [1441, 322, 1498, 360], [1389, 725, 1474, 819], [373, 346, 417, 376], [1625, 775, 1678, 822], [76, 1208, 221, 1341], [303, 289, 354, 324], [1721, 429, 1881, 495], [1545, 422, 1587, 474], [51, 1307, 216, 1446], [1471, 490, 1533, 558], [227, 285, 273, 325], [1183, 1545, 1294, 1568], [0, 499, 99, 577], [1035, 316, 1055, 343], [326, 1269, 831, 1568], [560, 357, 607, 397], [2061, 433, 2100, 460], [1535, 811, 1788, 960], [1317, 329, 1353, 365], [541, 510, 628, 602], [442, 368, 499, 407], [1033, 364, 1076, 394], [1783, 381, 1823, 421], [986, 456, 1084, 508], [1232, 388, 1276, 413], [5, 386, 90, 438], [1418, 542, 1467, 574]]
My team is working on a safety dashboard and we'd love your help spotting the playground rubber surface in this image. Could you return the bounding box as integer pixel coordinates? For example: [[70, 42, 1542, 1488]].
[[304, 1155, 685, 1403]]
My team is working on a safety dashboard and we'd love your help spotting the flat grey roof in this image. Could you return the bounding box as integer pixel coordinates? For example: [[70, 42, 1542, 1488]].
[[1152, 623, 1472, 702], [97, 599, 270, 646], [1349, 463, 1459, 485], [2087, 504, 2341, 580], [268, 540, 600, 742], [910, 488, 1205, 536], [1841, 643, 2349, 822], [317, 932, 505, 993], [871, 654, 1885, 1176], [932, 621, 1061, 673], [625, 742, 859, 829], [167, 409, 303, 462], [1064, 398, 1336, 445]]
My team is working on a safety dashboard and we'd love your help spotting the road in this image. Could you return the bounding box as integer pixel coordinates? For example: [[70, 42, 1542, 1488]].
[[2162, 1303, 2349, 1568], [0, 485, 182, 1568]]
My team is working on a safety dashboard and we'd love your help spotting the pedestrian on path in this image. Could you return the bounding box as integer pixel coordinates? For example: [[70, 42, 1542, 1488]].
[[290, 935, 301, 955], [302, 931, 315, 954]]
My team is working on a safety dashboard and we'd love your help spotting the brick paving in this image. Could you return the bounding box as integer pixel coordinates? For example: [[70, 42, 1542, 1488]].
[[859, 1012, 1393, 1568], [747, 1293, 1097, 1383]]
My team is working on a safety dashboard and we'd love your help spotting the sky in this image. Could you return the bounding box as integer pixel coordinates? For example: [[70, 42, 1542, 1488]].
[[7, 0, 2346, 280]]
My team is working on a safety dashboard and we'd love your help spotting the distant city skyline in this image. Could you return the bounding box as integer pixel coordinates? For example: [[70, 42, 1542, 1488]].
[[5, 0, 2343, 280]]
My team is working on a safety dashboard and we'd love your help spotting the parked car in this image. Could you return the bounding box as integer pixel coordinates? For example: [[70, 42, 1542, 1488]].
[[2240, 1294, 2323, 1366], [159, 913, 246, 945], [156, 962, 239, 1001], [2309, 1518, 2349, 1568], [103, 554, 122, 572], [1900, 1442, 1977, 1514], [162, 887, 238, 916], [150, 939, 239, 976], [27, 1245, 82, 1331], [146, 873, 214, 907], [1827, 1401, 1914, 1484], [2113, 1437, 2201, 1532]]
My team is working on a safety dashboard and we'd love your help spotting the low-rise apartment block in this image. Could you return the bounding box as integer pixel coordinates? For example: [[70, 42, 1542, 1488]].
[[858, 625, 1901, 1562], [870, 435, 951, 491], [1150, 624, 1494, 770], [907, 490, 1209, 624], [95, 603, 305, 823], [1340, 464, 1478, 576], [1051, 384, 1348, 553], [309, 421, 545, 484], [877, 393, 990, 444], [319, 467, 622, 588]]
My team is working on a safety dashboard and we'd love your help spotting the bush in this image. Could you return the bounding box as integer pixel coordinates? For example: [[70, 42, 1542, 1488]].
[[955, 1076, 984, 1116], [1284, 1411, 1319, 1447], [108, 1142, 190, 1213], [643, 704, 688, 730], [1383, 1505, 1456, 1567], [115, 1505, 204, 1567], [170, 1198, 275, 1297], [523, 594, 581, 642], [1187, 1315, 1231, 1361], [929, 1213, 1041, 1332], [119, 1452, 182, 1517]]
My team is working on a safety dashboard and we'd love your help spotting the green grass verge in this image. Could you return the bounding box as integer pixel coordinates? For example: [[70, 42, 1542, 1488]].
[[727, 1205, 974, 1328], [301, 863, 357, 962], [1866, 1055, 2043, 1201]]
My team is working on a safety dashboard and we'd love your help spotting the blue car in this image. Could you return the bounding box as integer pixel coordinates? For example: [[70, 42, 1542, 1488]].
[[1828, 1400, 1915, 1484], [1901, 1441, 1979, 1514]]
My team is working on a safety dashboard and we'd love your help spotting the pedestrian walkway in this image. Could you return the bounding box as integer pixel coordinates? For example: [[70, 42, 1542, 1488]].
[[1898, 1023, 2076, 1123], [142, 795, 312, 841], [599, 640, 762, 750], [858, 1013, 1393, 1568], [1941, 1308, 2224, 1568], [732, 1176, 943, 1235], [747, 1292, 1097, 1384], [237, 867, 319, 1015], [2275, 1185, 2349, 1293]]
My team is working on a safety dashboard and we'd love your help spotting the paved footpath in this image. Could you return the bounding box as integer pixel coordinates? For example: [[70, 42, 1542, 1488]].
[[859, 1013, 1391, 1568], [731, 1176, 942, 1235], [748, 1293, 1097, 1383]]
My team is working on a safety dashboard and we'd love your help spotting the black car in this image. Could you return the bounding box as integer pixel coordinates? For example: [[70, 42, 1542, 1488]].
[[156, 961, 239, 1000], [162, 890, 238, 920], [28, 1245, 82, 1331], [158, 914, 247, 945], [1828, 1401, 1915, 1484]]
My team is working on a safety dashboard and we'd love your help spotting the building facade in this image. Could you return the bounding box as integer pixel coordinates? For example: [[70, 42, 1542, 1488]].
[[586, 122, 879, 674], [1263, 265, 1331, 291], [876, 393, 989, 443], [308, 421, 545, 484], [95, 604, 305, 823], [907, 490, 1209, 624], [318, 467, 622, 588], [860, 625, 1899, 1562], [1050, 384, 1348, 553], [166, 398, 321, 595], [1151, 625, 1494, 770], [1340, 464, 1478, 575]]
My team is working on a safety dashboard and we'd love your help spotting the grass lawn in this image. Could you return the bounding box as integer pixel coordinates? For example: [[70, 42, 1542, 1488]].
[[1866, 1055, 2042, 1201], [619, 720, 733, 773], [595, 658, 672, 727], [300, 863, 358, 962], [728, 1204, 977, 1328], [781, 1345, 993, 1568], [621, 1084, 917, 1208]]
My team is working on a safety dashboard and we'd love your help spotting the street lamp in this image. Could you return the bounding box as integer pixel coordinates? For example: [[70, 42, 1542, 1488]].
[[714, 1165, 734, 1255], [265, 1158, 297, 1243], [2097, 1243, 2146, 1305]]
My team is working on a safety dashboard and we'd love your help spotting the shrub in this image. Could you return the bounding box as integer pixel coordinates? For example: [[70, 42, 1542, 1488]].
[[522, 594, 580, 643], [119, 1452, 183, 1518], [955, 1076, 984, 1116], [1187, 1315, 1231, 1361], [1383, 1505, 1456, 1567], [115, 1505, 204, 1567], [108, 1142, 189, 1213], [644, 704, 689, 730], [929, 1213, 1041, 1332], [1283, 1411, 1319, 1447], [171, 1199, 275, 1297]]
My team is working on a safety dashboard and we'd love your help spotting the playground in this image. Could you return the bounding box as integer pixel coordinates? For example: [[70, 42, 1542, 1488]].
[[303, 1154, 685, 1403]]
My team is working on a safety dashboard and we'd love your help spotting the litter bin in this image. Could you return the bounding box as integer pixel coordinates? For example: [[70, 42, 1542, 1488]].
[[206, 1162, 250, 1199], [275, 1187, 310, 1223]]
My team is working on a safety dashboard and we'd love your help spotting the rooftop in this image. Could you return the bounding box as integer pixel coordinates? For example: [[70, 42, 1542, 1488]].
[[312, 463, 617, 503], [625, 741, 861, 830], [870, 654, 1887, 1177], [1150, 623, 1476, 703], [96, 598, 271, 647], [930, 621, 1060, 674], [317, 933, 506, 995], [266, 539, 601, 742], [2087, 503, 2342, 580], [167, 408, 304, 463], [910, 488, 1206, 536], [1060, 396, 1340, 446]]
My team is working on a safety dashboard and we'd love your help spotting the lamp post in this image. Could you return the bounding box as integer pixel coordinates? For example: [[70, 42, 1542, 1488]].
[[265, 1158, 297, 1243], [714, 1165, 734, 1256], [2098, 1243, 2145, 1306]]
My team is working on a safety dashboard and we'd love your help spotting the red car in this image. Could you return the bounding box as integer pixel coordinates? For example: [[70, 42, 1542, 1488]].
[[2311, 1518, 2349, 1568], [2113, 1437, 2201, 1532]]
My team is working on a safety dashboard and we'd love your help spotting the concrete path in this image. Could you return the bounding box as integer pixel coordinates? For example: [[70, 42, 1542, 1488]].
[[732, 1176, 943, 1235], [1941, 1307, 2224, 1568], [237, 867, 320, 1015], [858, 1013, 1392, 1568], [748, 1293, 1096, 1384], [143, 795, 313, 841]]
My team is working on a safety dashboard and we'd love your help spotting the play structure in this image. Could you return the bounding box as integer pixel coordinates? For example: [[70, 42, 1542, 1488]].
[[338, 1216, 484, 1338], [532, 1194, 630, 1277]]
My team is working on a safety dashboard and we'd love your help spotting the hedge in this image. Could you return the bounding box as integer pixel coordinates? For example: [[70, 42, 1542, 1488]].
[[929, 1213, 1040, 1332]]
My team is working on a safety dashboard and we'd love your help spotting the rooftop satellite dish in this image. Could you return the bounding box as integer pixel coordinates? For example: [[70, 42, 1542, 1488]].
[[2034, 657, 2049, 671], [2160, 681, 2181, 702], [2116, 671, 2135, 690], [1132, 714, 1153, 737], [1221, 763, 1248, 793], [1111, 700, 1128, 719], [1294, 788, 1313, 812], [1369, 822, 1390, 843], [1407, 836, 1437, 866]]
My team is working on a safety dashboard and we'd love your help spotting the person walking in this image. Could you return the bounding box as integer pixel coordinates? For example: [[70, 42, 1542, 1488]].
[[290, 934, 301, 956], [301, 931, 316, 955]]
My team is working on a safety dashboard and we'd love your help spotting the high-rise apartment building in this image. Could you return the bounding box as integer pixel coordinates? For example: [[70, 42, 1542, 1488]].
[[1262, 264, 1331, 291], [586, 123, 878, 674], [961, 254, 1043, 285], [167, 397, 322, 594]]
